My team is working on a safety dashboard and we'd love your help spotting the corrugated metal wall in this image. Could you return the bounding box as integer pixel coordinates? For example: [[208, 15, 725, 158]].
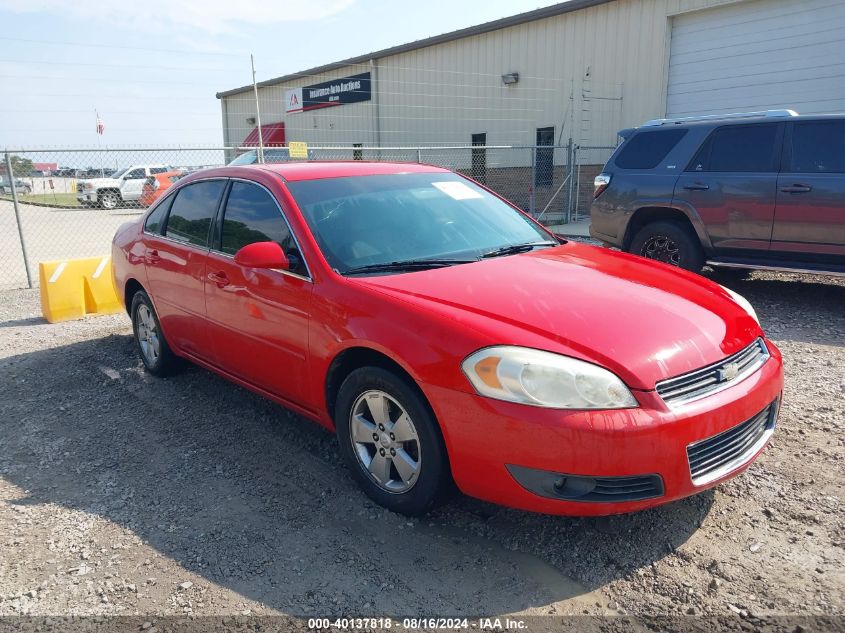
[[220, 0, 742, 149]]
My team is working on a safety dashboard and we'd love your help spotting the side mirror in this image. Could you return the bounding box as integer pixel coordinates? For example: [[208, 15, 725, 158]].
[[234, 241, 290, 270]]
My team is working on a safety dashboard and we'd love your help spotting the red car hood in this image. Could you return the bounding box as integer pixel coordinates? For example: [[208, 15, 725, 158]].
[[359, 243, 762, 390]]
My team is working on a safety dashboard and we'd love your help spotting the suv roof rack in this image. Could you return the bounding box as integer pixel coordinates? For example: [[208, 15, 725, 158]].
[[642, 109, 799, 127]]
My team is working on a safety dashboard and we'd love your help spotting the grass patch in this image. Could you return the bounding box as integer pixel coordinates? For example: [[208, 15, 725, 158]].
[[0, 192, 80, 207]]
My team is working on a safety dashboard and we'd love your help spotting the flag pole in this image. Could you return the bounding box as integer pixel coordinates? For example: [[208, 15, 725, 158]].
[[250, 53, 265, 164]]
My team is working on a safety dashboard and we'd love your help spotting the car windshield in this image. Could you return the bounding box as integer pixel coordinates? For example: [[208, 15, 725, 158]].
[[228, 149, 290, 166], [110, 167, 130, 179], [286, 173, 556, 275]]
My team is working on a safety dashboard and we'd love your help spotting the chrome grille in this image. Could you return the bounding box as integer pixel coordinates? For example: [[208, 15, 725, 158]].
[[687, 400, 777, 485], [656, 338, 769, 405]]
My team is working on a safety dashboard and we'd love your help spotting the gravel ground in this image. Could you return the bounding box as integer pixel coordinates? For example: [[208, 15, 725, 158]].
[[0, 271, 843, 625]]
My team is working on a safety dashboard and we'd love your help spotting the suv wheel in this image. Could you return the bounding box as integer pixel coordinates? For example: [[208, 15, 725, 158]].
[[335, 367, 450, 516], [630, 221, 704, 272], [99, 191, 120, 210]]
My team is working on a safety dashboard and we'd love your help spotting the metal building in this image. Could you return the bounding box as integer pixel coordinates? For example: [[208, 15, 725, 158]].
[[217, 0, 845, 151]]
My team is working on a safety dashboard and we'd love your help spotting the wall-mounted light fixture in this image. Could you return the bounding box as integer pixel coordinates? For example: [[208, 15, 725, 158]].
[[501, 72, 519, 85], [246, 117, 256, 125]]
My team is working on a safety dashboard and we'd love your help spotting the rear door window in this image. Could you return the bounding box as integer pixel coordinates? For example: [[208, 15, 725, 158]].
[[615, 129, 687, 169], [689, 124, 780, 172], [789, 120, 845, 173], [164, 180, 226, 247]]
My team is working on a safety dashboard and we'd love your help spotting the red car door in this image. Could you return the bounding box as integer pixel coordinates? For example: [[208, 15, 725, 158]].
[[204, 179, 314, 407], [143, 179, 227, 360]]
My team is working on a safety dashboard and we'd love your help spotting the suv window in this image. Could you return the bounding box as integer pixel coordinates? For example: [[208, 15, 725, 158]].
[[149, 167, 169, 174], [615, 129, 687, 169], [125, 168, 146, 179], [164, 180, 226, 247], [689, 124, 779, 172], [790, 120, 845, 173], [220, 181, 306, 274]]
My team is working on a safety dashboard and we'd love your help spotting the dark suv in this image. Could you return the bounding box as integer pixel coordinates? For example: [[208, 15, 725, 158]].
[[590, 110, 845, 276]]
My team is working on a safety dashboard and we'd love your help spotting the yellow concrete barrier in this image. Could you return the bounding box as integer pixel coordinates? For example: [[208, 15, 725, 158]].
[[39, 256, 123, 323]]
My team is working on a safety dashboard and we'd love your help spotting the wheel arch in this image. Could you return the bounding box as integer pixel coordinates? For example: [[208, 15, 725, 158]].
[[623, 205, 712, 252], [97, 187, 122, 199], [124, 278, 145, 315], [325, 346, 424, 422]]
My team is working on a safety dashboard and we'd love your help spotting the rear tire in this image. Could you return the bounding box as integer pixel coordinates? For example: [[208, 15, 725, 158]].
[[630, 220, 704, 272], [130, 290, 178, 377], [335, 367, 450, 516]]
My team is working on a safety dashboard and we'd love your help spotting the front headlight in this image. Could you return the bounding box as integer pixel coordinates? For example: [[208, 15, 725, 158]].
[[461, 346, 638, 409], [720, 285, 760, 325]]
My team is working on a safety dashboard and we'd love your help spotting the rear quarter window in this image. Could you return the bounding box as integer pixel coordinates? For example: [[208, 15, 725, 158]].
[[614, 129, 687, 169]]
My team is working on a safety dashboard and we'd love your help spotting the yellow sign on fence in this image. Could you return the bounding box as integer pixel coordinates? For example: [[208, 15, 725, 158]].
[[39, 256, 123, 323], [288, 141, 309, 159]]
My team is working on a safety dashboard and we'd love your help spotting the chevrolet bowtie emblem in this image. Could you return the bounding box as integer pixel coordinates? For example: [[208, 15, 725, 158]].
[[719, 362, 740, 382]]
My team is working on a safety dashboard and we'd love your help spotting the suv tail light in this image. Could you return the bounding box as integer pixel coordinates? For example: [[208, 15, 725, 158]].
[[593, 173, 611, 198]]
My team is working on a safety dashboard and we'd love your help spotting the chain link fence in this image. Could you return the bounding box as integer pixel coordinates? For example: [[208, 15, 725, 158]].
[[1, 144, 615, 290]]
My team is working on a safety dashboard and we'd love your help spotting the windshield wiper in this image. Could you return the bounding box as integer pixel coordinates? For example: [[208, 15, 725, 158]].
[[343, 258, 477, 275], [481, 241, 559, 259]]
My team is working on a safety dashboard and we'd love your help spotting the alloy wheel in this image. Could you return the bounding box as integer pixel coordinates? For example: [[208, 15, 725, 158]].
[[136, 304, 161, 365], [641, 234, 681, 266], [101, 193, 118, 210], [349, 390, 422, 493]]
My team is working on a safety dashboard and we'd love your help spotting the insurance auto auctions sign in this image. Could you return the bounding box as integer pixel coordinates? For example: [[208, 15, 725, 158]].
[[285, 72, 371, 113]]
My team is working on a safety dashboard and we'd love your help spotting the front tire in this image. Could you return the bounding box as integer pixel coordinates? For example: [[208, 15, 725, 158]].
[[99, 191, 120, 210], [131, 290, 178, 376], [630, 220, 704, 272], [335, 367, 450, 516]]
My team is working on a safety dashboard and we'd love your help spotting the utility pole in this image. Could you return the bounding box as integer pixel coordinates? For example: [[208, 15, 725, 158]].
[[251, 53, 265, 164]]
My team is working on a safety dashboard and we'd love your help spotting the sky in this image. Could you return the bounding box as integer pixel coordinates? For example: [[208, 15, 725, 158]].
[[0, 0, 563, 148]]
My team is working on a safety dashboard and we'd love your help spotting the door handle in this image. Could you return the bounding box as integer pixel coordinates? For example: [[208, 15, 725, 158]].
[[207, 271, 230, 288], [683, 183, 710, 191], [780, 184, 812, 193], [146, 249, 161, 264]]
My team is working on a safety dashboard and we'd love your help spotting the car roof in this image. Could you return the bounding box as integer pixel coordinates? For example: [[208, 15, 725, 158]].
[[239, 161, 452, 182]]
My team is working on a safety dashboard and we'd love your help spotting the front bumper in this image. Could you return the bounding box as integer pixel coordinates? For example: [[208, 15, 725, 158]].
[[422, 339, 783, 516]]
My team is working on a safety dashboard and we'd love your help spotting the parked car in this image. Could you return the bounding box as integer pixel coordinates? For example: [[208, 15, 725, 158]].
[[139, 170, 184, 207], [77, 165, 171, 210], [0, 177, 32, 195], [228, 149, 292, 165], [112, 162, 783, 516], [590, 110, 845, 276]]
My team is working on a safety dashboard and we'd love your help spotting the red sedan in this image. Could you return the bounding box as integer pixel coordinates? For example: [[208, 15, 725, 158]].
[[111, 162, 783, 516]]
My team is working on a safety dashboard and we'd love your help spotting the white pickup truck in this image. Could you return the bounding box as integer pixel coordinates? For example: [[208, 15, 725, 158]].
[[77, 165, 171, 209]]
